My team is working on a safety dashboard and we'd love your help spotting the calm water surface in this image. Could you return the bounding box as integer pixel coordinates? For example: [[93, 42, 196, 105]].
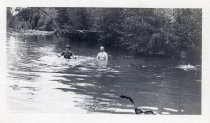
[[7, 32, 201, 114]]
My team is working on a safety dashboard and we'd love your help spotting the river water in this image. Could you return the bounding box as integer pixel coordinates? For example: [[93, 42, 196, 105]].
[[6, 32, 201, 114]]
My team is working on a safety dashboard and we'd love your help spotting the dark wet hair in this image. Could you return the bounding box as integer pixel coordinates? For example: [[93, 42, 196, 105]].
[[66, 45, 70, 49]]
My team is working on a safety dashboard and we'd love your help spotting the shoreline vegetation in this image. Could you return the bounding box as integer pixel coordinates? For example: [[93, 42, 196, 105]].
[[7, 28, 55, 36], [7, 7, 201, 59]]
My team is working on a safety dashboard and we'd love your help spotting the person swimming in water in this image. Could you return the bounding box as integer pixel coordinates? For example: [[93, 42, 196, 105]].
[[58, 45, 76, 59], [96, 46, 108, 68]]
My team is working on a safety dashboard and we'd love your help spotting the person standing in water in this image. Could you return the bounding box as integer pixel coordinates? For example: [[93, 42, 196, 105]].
[[96, 46, 108, 68], [58, 45, 76, 59]]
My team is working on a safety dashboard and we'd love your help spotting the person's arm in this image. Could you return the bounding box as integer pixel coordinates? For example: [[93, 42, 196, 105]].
[[70, 51, 76, 59], [96, 53, 99, 62], [105, 52, 108, 64], [58, 52, 64, 57], [61, 52, 64, 56]]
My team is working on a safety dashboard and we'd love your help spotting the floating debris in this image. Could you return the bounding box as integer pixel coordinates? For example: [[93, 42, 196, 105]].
[[76, 83, 94, 87], [78, 67, 92, 71], [10, 85, 40, 91], [76, 78, 85, 81], [120, 95, 157, 115], [155, 75, 162, 78], [176, 64, 197, 71], [139, 106, 159, 111], [163, 108, 178, 112], [161, 112, 170, 115], [107, 75, 115, 77]]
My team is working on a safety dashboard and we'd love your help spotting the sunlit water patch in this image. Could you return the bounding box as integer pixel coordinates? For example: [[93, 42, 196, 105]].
[[176, 64, 197, 71], [35, 55, 95, 67]]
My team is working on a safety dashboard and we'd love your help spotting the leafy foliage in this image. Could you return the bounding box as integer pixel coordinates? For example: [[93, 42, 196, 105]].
[[7, 7, 201, 57]]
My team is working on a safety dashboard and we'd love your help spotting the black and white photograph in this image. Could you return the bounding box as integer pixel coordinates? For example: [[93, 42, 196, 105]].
[[5, 7, 202, 115]]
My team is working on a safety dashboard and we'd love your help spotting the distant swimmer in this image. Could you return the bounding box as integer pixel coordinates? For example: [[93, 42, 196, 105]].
[[96, 46, 108, 68], [58, 45, 76, 59]]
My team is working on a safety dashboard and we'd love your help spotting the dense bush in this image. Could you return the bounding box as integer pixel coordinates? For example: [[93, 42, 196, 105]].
[[7, 7, 201, 57]]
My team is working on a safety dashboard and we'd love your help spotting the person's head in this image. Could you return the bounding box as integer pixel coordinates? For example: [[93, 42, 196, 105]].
[[100, 46, 104, 52], [65, 45, 70, 51]]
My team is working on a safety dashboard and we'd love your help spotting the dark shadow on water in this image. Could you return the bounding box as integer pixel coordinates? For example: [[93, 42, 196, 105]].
[[53, 62, 201, 114], [53, 69, 137, 114]]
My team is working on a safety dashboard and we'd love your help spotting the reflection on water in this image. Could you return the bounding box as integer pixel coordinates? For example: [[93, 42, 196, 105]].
[[7, 33, 201, 114]]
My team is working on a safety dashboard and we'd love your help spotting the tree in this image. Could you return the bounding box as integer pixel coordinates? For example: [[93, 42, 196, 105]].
[[7, 7, 14, 28], [7, 8, 201, 57]]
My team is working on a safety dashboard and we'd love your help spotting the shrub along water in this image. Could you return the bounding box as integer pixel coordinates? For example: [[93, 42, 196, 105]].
[[7, 7, 201, 59]]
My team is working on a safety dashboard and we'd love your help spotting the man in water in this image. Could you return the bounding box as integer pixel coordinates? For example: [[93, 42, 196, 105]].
[[58, 45, 76, 59], [96, 46, 108, 68]]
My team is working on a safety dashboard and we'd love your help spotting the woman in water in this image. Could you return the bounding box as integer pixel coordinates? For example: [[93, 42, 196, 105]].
[[58, 45, 76, 59], [96, 46, 108, 69]]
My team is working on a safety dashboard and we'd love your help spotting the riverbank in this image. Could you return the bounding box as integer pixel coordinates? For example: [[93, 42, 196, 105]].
[[6, 28, 201, 62], [7, 28, 55, 36]]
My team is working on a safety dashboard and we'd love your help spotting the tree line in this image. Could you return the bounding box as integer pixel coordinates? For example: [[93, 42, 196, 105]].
[[7, 7, 202, 58]]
